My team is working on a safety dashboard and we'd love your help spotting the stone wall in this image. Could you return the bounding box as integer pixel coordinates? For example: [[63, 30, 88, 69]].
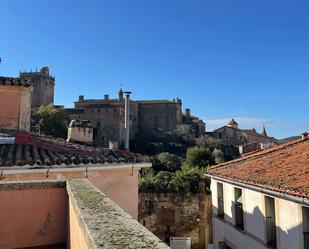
[[139, 192, 212, 249], [137, 101, 182, 139], [67, 95, 205, 148], [20, 67, 55, 110]]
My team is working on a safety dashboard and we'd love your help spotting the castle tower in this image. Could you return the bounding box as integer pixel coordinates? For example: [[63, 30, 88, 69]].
[[20, 66, 55, 110]]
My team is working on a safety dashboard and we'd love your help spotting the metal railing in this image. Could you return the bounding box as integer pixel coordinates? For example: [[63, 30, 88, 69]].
[[304, 232, 309, 249], [266, 217, 276, 248], [235, 203, 244, 230]]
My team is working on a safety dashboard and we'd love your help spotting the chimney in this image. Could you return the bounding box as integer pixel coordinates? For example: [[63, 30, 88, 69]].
[[104, 94, 109, 100], [109, 141, 118, 150], [124, 91, 132, 151], [301, 132, 309, 139], [79, 95, 84, 101], [67, 120, 93, 145]]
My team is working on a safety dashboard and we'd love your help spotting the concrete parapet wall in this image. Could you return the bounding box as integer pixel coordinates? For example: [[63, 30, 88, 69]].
[[67, 179, 170, 249]]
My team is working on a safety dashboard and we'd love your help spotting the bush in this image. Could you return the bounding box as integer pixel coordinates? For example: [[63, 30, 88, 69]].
[[139, 165, 210, 193], [212, 148, 224, 164], [151, 152, 182, 172], [185, 147, 215, 168]]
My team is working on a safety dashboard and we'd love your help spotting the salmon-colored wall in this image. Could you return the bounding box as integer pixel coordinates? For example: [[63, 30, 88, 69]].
[[68, 199, 89, 249], [3, 167, 140, 218], [0, 91, 21, 130], [0, 188, 68, 249]]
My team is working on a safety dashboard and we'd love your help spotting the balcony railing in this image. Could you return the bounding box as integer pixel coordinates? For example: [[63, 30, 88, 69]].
[[235, 203, 244, 230], [266, 217, 276, 248], [304, 232, 309, 249], [218, 197, 224, 218]]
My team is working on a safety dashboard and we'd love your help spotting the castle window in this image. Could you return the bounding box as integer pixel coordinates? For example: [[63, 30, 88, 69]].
[[218, 133, 222, 139], [226, 136, 229, 140]]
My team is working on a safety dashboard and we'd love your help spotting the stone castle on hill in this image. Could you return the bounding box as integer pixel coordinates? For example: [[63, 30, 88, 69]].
[[1, 66, 278, 154], [66, 90, 206, 148]]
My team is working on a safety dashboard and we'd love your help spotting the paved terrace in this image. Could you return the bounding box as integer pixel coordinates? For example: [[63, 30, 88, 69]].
[[0, 180, 170, 249]]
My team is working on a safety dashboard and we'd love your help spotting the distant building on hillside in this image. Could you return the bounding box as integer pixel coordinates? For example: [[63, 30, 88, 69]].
[[207, 134, 309, 249], [211, 119, 276, 147], [209, 119, 278, 158], [66, 90, 205, 148]]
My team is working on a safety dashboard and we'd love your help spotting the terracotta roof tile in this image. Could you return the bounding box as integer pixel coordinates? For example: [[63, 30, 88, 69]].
[[0, 135, 149, 168], [208, 137, 309, 198], [0, 77, 31, 87]]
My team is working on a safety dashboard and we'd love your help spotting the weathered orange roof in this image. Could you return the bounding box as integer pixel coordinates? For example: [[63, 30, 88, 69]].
[[208, 137, 309, 198], [0, 77, 31, 87]]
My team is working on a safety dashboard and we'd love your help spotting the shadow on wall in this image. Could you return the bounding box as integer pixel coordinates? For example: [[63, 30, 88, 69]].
[[214, 199, 307, 249]]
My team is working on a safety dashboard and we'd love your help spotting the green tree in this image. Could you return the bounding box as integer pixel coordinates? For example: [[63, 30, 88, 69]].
[[31, 104, 69, 139], [151, 152, 183, 172], [169, 164, 210, 193], [185, 146, 215, 168], [212, 148, 224, 164]]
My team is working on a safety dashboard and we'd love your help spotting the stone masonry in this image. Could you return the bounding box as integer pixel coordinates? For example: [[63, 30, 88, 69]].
[[20, 67, 55, 110], [139, 191, 212, 249], [66, 91, 205, 148]]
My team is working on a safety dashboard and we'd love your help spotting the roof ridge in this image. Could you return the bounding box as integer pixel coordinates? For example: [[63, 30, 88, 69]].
[[209, 137, 309, 170]]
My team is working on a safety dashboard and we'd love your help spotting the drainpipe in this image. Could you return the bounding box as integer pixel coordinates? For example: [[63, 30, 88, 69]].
[[124, 91, 132, 151]]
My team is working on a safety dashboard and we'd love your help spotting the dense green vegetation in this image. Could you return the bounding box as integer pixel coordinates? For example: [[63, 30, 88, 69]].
[[139, 145, 223, 193]]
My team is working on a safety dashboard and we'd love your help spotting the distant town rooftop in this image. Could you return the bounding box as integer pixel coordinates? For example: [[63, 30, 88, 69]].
[[208, 135, 309, 199]]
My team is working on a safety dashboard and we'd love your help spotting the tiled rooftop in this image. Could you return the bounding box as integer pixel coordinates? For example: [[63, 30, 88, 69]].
[[0, 135, 149, 168], [208, 137, 309, 199], [0, 77, 31, 87]]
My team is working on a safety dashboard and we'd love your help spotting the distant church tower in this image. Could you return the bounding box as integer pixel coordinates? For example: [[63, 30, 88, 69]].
[[20, 67, 55, 109], [261, 125, 268, 136], [227, 118, 239, 129]]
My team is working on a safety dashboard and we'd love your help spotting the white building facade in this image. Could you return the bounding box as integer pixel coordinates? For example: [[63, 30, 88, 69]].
[[210, 176, 309, 249]]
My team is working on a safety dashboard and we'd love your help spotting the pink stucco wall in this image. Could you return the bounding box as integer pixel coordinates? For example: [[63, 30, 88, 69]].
[[3, 167, 140, 218], [0, 91, 20, 130], [0, 187, 68, 249], [68, 199, 89, 249]]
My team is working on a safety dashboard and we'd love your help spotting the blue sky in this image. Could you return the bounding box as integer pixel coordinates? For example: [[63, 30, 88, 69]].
[[0, 0, 308, 138]]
